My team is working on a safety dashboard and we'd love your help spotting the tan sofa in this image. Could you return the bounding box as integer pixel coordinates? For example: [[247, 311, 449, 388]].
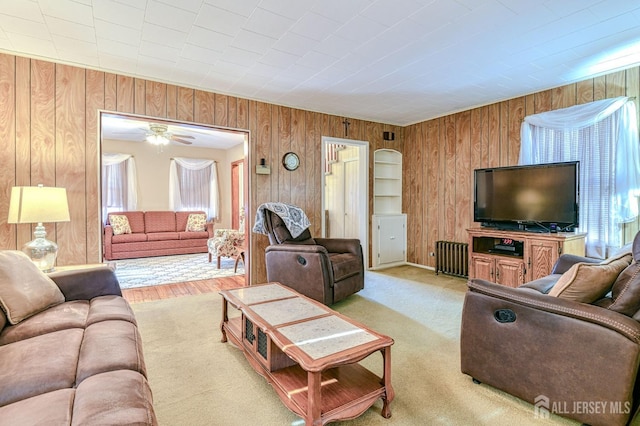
[[461, 233, 640, 426], [0, 251, 157, 425], [103, 210, 213, 260]]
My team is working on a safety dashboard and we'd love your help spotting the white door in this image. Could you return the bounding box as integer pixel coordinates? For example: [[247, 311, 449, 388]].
[[325, 146, 359, 238], [325, 158, 344, 237]]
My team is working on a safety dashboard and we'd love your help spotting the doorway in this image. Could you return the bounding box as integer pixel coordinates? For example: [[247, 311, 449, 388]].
[[322, 137, 369, 269], [99, 112, 251, 283]]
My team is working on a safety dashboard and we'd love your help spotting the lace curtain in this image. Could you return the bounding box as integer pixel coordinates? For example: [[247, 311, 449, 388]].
[[169, 157, 219, 220], [102, 153, 138, 223], [519, 96, 640, 258]]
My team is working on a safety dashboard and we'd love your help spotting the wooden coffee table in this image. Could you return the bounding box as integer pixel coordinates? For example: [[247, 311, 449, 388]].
[[219, 282, 394, 425]]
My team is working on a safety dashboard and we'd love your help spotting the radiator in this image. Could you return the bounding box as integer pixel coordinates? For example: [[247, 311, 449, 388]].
[[435, 241, 469, 278]]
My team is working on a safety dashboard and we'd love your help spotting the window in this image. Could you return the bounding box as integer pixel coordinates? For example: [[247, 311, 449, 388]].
[[520, 97, 640, 258], [102, 153, 138, 222], [169, 157, 220, 220]]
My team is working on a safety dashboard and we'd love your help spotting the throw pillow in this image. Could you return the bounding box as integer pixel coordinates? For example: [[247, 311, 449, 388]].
[[186, 213, 206, 232], [110, 214, 132, 235], [549, 253, 633, 303], [0, 251, 65, 324]]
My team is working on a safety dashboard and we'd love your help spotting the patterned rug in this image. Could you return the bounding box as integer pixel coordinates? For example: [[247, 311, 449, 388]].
[[113, 253, 244, 289]]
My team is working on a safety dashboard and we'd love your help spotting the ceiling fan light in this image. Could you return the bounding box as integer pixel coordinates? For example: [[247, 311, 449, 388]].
[[146, 134, 169, 145]]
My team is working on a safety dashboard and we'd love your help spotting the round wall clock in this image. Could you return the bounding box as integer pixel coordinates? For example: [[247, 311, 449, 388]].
[[282, 152, 300, 171]]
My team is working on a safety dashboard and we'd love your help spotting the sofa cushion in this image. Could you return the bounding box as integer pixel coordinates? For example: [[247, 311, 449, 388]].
[[519, 274, 562, 294], [549, 253, 633, 303], [0, 300, 89, 345], [147, 232, 179, 241], [109, 214, 132, 235], [328, 253, 360, 282], [144, 211, 176, 233], [0, 388, 75, 425], [0, 251, 65, 324], [112, 233, 148, 244], [72, 370, 156, 425], [179, 230, 209, 240], [76, 320, 146, 384], [176, 211, 204, 233], [597, 261, 640, 316], [0, 328, 83, 406], [185, 213, 206, 232], [110, 211, 145, 234], [86, 295, 137, 327], [275, 226, 314, 244], [271, 213, 315, 244]]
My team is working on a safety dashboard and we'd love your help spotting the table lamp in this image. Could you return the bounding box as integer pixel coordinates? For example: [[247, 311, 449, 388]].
[[7, 185, 70, 272]]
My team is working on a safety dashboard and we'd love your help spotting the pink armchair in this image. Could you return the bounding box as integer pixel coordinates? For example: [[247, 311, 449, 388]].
[[207, 229, 245, 271]]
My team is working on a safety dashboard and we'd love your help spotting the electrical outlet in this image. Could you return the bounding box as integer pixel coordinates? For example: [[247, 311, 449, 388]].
[[429, 252, 435, 256]]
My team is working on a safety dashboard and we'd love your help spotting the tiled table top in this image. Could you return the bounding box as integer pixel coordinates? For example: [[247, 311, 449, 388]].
[[278, 314, 378, 359], [222, 283, 384, 361]]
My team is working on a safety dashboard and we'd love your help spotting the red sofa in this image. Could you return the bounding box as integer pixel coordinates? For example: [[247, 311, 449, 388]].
[[103, 211, 213, 260]]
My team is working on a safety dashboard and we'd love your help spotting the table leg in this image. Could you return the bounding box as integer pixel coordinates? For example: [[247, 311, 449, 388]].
[[381, 346, 394, 418], [306, 370, 322, 426], [220, 297, 228, 343], [234, 251, 245, 273]]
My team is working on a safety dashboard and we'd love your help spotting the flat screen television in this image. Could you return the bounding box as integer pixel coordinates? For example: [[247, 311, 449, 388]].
[[474, 161, 579, 232]]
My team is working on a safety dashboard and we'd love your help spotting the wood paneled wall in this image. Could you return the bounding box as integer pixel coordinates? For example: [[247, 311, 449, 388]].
[[2, 52, 636, 278], [0, 53, 402, 283], [403, 67, 640, 268]]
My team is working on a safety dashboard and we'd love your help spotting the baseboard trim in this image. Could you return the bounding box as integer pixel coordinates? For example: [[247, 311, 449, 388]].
[[368, 262, 435, 272], [406, 262, 435, 271]]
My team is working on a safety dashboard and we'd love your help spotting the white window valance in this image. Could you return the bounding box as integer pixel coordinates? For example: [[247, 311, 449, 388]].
[[521, 97, 631, 130], [519, 96, 640, 258]]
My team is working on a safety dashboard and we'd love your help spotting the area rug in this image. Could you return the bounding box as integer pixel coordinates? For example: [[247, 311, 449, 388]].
[[113, 253, 244, 289], [132, 266, 576, 426]]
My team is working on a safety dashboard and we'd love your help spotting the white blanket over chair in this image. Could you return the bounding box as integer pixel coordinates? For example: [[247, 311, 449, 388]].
[[252, 202, 311, 238]]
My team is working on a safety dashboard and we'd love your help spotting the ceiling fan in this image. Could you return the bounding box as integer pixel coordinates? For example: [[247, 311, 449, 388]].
[[146, 123, 194, 146]]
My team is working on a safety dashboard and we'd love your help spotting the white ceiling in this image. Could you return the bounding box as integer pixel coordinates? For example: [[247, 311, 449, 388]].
[[101, 113, 246, 149], [1, 1, 640, 126]]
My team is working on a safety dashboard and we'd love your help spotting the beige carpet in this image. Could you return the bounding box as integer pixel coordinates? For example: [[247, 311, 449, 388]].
[[132, 266, 577, 425]]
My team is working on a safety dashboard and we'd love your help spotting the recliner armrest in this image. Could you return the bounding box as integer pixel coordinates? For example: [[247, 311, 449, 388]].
[[48, 265, 123, 301], [551, 253, 600, 274], [265, 244, 328, 255], [462, 278, 640, 426], [468, 278, 640, 342], [314, 238, 362, 256]]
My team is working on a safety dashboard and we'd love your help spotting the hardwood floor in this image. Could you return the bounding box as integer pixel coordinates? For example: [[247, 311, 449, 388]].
[[122, 275, 246, 304]]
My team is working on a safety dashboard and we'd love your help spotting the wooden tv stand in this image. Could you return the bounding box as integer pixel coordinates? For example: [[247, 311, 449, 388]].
[[219, 283, 394, 425], [467, 227, 587, 287]]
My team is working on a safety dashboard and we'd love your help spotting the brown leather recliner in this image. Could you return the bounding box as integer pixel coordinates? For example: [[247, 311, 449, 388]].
[[460, 232, 640, 426], [263, 210, 364, 305]]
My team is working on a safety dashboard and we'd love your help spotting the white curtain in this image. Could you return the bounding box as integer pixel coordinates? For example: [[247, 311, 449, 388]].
[[169, 157, 219, 220], [102, 153, 138, 222], [519, 96, 640, 258]]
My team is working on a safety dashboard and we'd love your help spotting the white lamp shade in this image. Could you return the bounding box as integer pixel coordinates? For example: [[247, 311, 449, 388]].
[[8, 186, 70, 224]]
